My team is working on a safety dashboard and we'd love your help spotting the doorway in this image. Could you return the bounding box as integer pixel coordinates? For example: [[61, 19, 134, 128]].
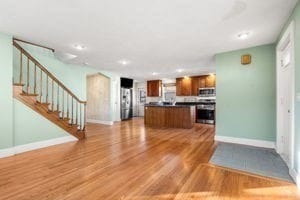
[[137, 88, 146, 117], [276, 21, 295, 170]]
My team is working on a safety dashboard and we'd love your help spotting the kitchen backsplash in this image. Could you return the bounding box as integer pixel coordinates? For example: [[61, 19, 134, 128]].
[[146, 96, 201, 103], [175, 96, 201, 102]]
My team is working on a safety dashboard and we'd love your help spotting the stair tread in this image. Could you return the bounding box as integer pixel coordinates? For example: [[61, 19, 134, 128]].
[[21, 92, 39, 96], [13, 83, 25, 86], [36, 101, 50, 105], [60, 117, 70, 121], [48, 110, 61, 113]]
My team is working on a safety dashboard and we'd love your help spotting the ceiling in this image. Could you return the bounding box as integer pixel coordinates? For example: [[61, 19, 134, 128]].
[[0, 0, 297, 81]]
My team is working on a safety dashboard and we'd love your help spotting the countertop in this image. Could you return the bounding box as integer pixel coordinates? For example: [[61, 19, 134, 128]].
[[144, 104, 195, 108], [175, 102, 216, 105], [144, 102, 215, 107]]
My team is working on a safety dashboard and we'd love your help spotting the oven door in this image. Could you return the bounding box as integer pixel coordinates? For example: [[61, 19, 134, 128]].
[[197, 106, 215, 124]]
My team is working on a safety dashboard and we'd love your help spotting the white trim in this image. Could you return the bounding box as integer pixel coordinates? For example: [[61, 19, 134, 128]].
[[14, 136, 77, 154], [0, 136, 77, 159], [0, 148, 15, 158], [215, 135, 275, 149], [289, 168, 300, 189], [276, 20, 295, 169], [114, 118, 122, 122], [87, 119, 114, 125]]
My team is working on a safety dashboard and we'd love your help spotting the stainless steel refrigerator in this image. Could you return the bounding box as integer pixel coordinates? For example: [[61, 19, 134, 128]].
[[121, 88, 133, 120]]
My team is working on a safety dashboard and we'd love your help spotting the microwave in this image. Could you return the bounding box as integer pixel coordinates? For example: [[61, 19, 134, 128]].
[[198, 87, 216, 97]]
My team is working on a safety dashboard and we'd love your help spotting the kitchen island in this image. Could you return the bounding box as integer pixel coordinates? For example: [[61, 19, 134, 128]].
[[144, 104, 195, 129]]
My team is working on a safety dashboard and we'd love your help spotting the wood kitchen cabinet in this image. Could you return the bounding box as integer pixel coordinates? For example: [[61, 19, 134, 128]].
[[205, 74, 216, 87], [144, 105, 195, 129], [147, 80, 162, 97], [191, 77, 199, 96], [178, 74, 216, 96], [191, 76, 206, 96], [176, 77, 192, 96]]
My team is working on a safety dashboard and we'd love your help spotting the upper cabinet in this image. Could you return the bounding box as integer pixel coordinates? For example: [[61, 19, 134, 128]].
[[191, 77, 199, 96], [191, 76, 206, 96], [147, 80, 162, 97], [177, 74, 216, 96], [205, 74, 216, 88], [176, 77, 192, 96]]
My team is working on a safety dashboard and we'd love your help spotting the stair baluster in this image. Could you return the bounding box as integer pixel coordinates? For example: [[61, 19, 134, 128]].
[[80, 103, 82, 130], [67, 94, 69, 120], [46, 75, 49, 104], [71, 97, 74, 125], [40, 69, 42, 103], [26, 57, 29, 93], [76, 101, 78, 125], [83, 104, 86, 131], [62, 90, 64, 119], [19, 51, 23, 84], [34, 64, 37, 94], [57, 85, 59, 112], [51, 79, 54, 111]]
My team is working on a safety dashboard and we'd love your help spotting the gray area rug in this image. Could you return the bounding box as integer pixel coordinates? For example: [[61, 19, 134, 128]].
[[210, 142, 293, 182]]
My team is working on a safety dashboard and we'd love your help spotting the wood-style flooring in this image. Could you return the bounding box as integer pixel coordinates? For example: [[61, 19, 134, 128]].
[[0, 118, 299, 200]]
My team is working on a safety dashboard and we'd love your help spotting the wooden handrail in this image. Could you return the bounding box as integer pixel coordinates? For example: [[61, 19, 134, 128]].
[[13, 38, 55, 52], [13, 41, 86, 104]]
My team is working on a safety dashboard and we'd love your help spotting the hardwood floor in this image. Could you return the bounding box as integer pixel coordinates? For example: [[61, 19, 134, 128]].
[[0, 118, 299, 200]]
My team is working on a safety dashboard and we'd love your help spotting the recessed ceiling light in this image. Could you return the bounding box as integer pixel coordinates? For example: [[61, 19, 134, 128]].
[[74, 44, 85, 50], [118, 60, 130, 65], [176, 69, 184, 73], [237, 32, 250, 40], [83, 62, 89, 66], [152, 72, 158, 76]]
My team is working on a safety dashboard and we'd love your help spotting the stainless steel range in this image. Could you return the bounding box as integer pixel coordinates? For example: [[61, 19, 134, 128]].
[[197, 88, 216, 124], [196, 100, 215, 124]]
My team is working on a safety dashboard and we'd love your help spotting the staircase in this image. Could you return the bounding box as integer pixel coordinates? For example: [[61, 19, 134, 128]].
[[13, 41, 86, 139]]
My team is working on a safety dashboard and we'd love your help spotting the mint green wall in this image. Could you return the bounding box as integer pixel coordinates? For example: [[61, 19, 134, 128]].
[[279, 1, 300, 174], [13, 100, 68, 145], [216, 44, 276, 142], [0, 33, 13, 149]]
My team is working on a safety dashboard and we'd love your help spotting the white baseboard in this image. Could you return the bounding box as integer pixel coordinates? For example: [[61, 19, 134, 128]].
[[14, 136, 77, 154], [114, 118, 122, 122], [0, 148, 15, 158], [87, 119, 114, 125], [215, 135, 275, 149], [0, 136, 77, 159], [289, 168, 300, 189]]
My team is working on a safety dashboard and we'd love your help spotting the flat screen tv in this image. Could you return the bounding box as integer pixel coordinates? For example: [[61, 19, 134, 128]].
[[121, 78, 133, 88]]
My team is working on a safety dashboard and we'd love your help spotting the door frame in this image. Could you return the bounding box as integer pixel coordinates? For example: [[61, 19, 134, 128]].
[[137, 87, 146, 117], [276, 21, 295, 170]]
